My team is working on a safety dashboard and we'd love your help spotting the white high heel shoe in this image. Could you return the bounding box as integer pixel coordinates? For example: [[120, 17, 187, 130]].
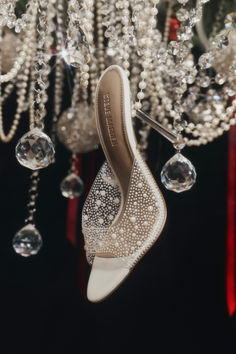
[[82, 65, 167, 302]]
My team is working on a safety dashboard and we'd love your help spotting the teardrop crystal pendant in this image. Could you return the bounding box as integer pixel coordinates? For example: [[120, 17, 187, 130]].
[[15, 128, 55, 170], [64, 28, 90, 68], [60, 173, 84, 198], [12, 224, 43, 257], [161, 153, 197, 193]]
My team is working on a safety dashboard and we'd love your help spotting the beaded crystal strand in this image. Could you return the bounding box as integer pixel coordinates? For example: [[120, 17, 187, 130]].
[[0, 3, 37, 143], [15, 0, 55, 170]]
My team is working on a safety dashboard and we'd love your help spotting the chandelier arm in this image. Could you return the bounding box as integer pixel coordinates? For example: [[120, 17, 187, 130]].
[[136, 110, 178, 144]]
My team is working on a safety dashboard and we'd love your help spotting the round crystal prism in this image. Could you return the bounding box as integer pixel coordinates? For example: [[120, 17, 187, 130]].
[[12, 224, 43, 257], [60, 173, 84, 198], [161, 153, 197, 193], [16, 128, 55, 170]]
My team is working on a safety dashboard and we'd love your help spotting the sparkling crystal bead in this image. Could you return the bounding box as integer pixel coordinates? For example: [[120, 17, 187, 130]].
[[198, 53, 214, 69], [174, 118, 187, 132], [215, 73, 226, 85], [176, 9, 189, 22], [182, 67, 198, 84], [60, 173, 84, 198], [177, 27, 192, 41], [161, 153, 197, 193], [212, 35, 229, 50], [225, 13, 236, 29], [15, 128, 55, 170], [196, 76, 211, 88], [173, 135, 186, 151], [224, 87, 236, 97], [64, 28, 90, 67], [12, 224, 43, 257], [189, 8, 202, 25]]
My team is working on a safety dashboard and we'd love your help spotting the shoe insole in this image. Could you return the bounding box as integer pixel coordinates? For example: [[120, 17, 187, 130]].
[[96, 68, 135, 198]]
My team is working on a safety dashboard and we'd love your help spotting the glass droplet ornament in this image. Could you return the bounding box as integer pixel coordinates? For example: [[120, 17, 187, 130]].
[[15, 128, 55, 170], [12, 224, 43, 257], [161, 153, 197, 193], [57, 103, 99, 153], [60, 173, 84, 198]]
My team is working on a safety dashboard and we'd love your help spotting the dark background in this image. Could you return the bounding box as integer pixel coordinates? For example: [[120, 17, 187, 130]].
[[0, 109, 235, 354]]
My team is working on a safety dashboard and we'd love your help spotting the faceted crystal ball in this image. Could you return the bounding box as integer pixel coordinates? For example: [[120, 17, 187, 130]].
[[15, 128, 55, 170], [161, 153, 197, 193], [57, 103, 99, 153], [60, 173, 84, 198], [12, 224, 43, 257]]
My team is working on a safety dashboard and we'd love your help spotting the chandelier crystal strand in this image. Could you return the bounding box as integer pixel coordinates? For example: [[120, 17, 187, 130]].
[[101, 0, 117, 58], [60, 153, 84, 199], [163, 0, 174, 43], [0, 2, 38, 84], [12, 170, 43, 257], [79, 0, 94, 89], [0, 6, 37, 142], [15, 0, 55, 170], [51, 0, 65, 145], [148, 0, 236, 149], [2, 0, 36, 33], [159, 0, 208, 192], [133, 0, 159, 154], [120, 0, 131, 77], [186, 4, 236, 146], [66, 0, 91, 86], [88, 0, 97, 106], [96, 0, 105, 74]]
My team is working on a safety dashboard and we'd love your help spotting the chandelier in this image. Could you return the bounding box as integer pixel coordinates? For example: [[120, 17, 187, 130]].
[[0, 0, 235, 256]]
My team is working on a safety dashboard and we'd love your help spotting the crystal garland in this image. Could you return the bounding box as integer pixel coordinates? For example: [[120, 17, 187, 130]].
[[1, 1, 236, 149], [0, 0, 235, 255]]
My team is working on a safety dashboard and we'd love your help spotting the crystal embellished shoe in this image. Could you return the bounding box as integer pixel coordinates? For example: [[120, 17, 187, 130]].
[[82, 65, 167, 302]]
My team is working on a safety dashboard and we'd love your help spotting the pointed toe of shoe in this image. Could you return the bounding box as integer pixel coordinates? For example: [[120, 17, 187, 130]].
[[87, 256, 130, 302]]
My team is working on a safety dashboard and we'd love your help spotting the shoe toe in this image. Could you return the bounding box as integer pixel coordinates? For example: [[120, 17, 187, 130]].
[[87, 256, 130, 302]]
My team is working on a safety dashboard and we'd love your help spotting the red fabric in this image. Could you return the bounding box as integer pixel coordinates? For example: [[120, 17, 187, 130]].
[[226, 125, 236, 316], [169, 16, 180, 41], [66, 155, 82, 247], [78, 151, 96, 299]]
